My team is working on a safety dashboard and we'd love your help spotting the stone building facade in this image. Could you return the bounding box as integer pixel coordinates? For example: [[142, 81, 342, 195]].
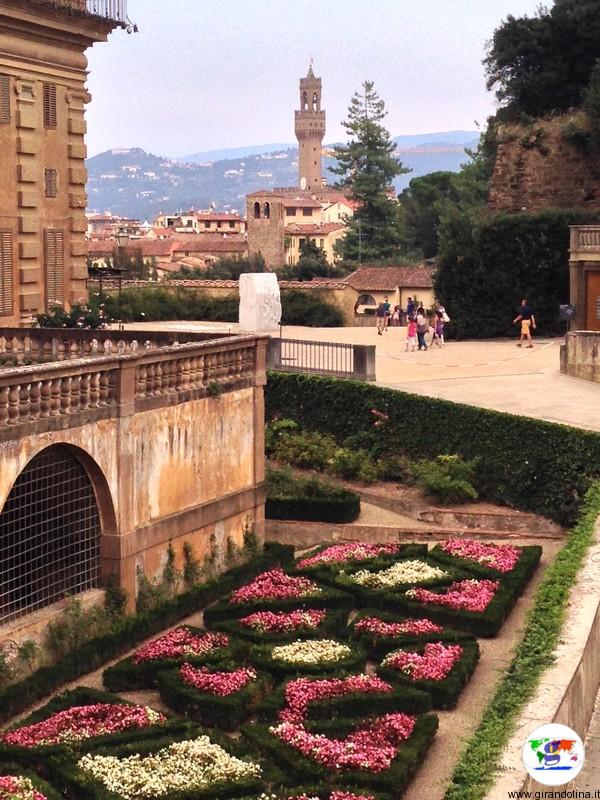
[[0, 0, 124, 327], [294, 64, 325, 191]]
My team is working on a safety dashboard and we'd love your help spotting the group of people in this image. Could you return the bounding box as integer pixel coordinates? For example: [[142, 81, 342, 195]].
[[374, 296, 449, 351]]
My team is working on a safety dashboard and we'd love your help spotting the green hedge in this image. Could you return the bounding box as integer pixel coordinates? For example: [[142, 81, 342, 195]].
[[157, 668, 271, 732], [242, 714, 438, 795], [249, 641, 367, 679], [208, 609, 348, 644], [294, 543, 429, 586], [0, 764, 63, 800], [266, 491, 360, 523], [348, 609, 475, 658], [376, 639, 480, 710], [428, 544, 542, 586], [256, 678, 432, 722], [102, 626, 242, 692], [0, 543, 293, 726], [265, 372, 600, 525]]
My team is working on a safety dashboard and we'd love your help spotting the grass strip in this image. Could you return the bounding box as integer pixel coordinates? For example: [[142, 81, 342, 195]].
[[443, 482, 600, 799]]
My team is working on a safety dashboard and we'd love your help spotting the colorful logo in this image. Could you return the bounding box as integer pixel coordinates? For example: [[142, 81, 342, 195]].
[[522, 723, 584, 786]]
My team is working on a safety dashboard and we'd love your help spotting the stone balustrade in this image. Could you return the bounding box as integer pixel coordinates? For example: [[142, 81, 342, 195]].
[[570, 225, 600, 256], [0, 331, 266, 439]]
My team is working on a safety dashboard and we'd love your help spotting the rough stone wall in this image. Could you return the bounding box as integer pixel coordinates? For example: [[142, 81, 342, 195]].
[[246, 196, 286, 268], [488, 114, 600, 213]]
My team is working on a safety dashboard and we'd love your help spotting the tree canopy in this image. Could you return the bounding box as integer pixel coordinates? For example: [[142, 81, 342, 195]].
[[331, 81, 409, 263]]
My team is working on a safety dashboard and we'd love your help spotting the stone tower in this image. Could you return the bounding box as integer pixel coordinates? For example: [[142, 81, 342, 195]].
[[295, 64, 325, 191]]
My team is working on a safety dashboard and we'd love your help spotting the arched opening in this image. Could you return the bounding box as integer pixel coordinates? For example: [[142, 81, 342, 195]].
[[253, 201, 261, 219], [263, 202, 271, 219], [302, 91, 308, 111], [357, 294, 377, 307], [312, 91, 319, 111], [0, 445, 102, 625]]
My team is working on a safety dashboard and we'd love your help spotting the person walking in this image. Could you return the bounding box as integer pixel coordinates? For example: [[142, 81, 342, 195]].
[[375, 302, 386, 335], [416, 306, 428, 350], [405, 316, 417, 351], [513, 299, 536, 347], [382, 296, 391, 332], [391, 305, 401, 327], [406, 297, 415, 318], [431, 310, 445, 347]]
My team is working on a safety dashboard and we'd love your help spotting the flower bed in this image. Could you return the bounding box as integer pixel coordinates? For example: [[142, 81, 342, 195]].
[[250, 790, 391, 800], [429, 540, 542, 585], [0, 767, 62, 800], [337, 559, 451, 593], [377, 640, 480, 709], [294, 543, 428, 585], [209, 609, 347, 644], [257, 674, 431, 723], [250, 639, 367, 679], [103, 627, 235, 692], [348, 610, 474, 658], [242, 714, 438, 794], [70, 735, 263, 800], [157, 666, 270, 731]]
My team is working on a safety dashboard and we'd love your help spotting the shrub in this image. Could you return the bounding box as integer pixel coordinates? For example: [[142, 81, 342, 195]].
[[45, 598, 112, 660], [413, 455, 479, 505], [266, 466, 361, 524], [280, 289, 344, 327]]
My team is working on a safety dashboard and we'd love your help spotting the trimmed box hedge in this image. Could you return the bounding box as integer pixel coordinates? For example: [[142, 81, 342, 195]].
[[293, 543, 429, 586], [0, 764, 63, 800], [249, 641, 367, 680], [242, 714, 438, 795], [0, 542, 293, 725], [376, 639, 480, 709], [237, 789, 392, 800], [256, 677, 432, 722], [265, 370, 600, 525], [208, 609, 349, 644], [428, 543, 542, 586], [266, 490, 361, 524], [348, 609, 475, 659], [157, 667, 271, 731], [102, 626, 241, 692]]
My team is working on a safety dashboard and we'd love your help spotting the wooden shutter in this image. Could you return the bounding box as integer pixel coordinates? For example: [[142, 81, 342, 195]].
[[0, 231, 13, 315], [45, 229, 64, 307], [43, 83, 57, 129], [0, 75, 9, 124], [44, 169, 58, 198]]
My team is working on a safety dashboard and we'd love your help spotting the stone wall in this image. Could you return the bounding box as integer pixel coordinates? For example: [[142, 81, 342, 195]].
[[488, 114, 600, 214]]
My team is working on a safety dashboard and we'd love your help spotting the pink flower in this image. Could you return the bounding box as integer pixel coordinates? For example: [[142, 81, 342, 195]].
[[179, 664, 257, 696], [280, 674, 393, 723], [231, 569, 321, 604], [382, 642, 463, 681], [271, 712, 416, 772], [283, 794, 375, 800], [132, 629, 229, 664], [406, 579, 500, 613], [239, 609, 326, 633], [440, 539, 521, 573], [297, 543, 401, 569], [1, 704, 165, 748], [354, 616, 443, 638], [0, 775, 47, 800]]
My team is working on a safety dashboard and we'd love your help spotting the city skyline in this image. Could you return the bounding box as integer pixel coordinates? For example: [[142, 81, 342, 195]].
[[85, 0, 542, 158]]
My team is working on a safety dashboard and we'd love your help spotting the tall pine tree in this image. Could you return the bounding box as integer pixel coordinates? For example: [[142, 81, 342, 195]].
[[332, 81, 408, 263]]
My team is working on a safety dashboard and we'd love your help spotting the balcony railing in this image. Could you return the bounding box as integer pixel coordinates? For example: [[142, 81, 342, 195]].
[[267, 337, 376, 381], [570, 225, 600, 256], [36, 0, 128, 25]]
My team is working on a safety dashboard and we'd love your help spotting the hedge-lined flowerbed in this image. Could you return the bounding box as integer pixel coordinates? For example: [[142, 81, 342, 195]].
[[377, 639, 480, 709], [265, 371, 600, 525], [332, 556, 463, 601], [250, 640, 367, 679], [429, 542, 542, 586], [0, 765, 63, 800], [293, 543, 429, 586], [209, 609, 348, 644], [0, 543, 293, 726]]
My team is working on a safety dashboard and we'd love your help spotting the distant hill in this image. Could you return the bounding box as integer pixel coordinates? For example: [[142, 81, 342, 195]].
[[180, 143, 294, 163], [86, 131, 480, 219]]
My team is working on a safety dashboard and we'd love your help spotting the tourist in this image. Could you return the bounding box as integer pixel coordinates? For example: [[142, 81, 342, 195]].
[[416, 306, 428, 350], [406, 316, 417, 351], [391, 305, 401, 327], [406, 296, 416, 319], [431, 310, 445, 347], [512, 299, 536, 347], [375, 302, 386, 335], [382, 295, 391, 331]]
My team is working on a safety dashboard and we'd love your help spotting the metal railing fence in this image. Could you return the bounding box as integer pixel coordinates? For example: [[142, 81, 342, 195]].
[[267, 337, 375, 381]]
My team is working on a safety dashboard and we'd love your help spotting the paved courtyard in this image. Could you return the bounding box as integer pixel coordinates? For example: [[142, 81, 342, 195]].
[[129, 321, 600, 432]]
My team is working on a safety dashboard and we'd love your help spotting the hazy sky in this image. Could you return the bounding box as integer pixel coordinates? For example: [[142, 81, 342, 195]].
[[85, 0, 543, 159]]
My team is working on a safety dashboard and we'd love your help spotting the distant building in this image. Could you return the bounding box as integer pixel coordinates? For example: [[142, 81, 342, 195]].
[[154, 210, 245, 235], [345, 266, 436, 313], [295, 63, 326, 191], [86, 213, 141, 240]]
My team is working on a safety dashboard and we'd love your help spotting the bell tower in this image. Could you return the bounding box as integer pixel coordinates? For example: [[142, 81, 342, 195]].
[[294, 63, 325, 190]]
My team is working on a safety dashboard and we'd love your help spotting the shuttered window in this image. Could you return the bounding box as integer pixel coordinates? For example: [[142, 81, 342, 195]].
[[0, 231, 13, 316], [43, 83, 57, 129], [0, 75, 9, 125], [44, 229, 64, 307], [44, 169, 58, 198]]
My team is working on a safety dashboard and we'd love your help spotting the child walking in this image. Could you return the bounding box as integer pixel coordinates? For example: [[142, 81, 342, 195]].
[[406, 316, 417, 351]]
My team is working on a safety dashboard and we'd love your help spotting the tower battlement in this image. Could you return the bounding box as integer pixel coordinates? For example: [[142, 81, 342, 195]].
[[295, 64, 326, 190]]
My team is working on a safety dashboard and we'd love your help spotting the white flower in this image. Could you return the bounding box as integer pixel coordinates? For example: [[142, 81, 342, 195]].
[[271, 639, 352, 666], [347, 560, 449, 590]]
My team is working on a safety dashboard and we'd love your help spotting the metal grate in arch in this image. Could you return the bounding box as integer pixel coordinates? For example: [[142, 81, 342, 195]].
[[0, 445, 101, 626]]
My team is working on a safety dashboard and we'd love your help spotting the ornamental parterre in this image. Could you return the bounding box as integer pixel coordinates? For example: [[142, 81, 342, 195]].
[[179, 664, 257, 696], [347, 560, 448, 590], [1, 704, 165, 748], [271, 639, 352, 666], [354, 616, 443, 638], [280, 675, 394, 723], [381, 643, 463, 681], [258, 794, 376, 800], [270, 712, 416, 772], [231, 569, 322, 604], [0, 776, 46, 800], [239, 609, 326, 633], [296, 543, 402, 569], [77, 736, 262, 799], [406, 579, 500, 613], [440, 539, 521, 573], [131, 629, 229, 664]]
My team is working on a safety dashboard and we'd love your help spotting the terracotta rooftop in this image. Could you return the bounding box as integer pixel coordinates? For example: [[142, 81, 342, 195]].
[[285, 222, 346, 235], [345, 266, 435, 291]]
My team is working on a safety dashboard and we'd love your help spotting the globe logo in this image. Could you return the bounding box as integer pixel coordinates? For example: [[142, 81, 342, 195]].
[[522, 723, 585, 786]]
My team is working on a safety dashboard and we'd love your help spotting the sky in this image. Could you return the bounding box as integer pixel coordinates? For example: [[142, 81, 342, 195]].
[[85, 0, 544, 159]]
